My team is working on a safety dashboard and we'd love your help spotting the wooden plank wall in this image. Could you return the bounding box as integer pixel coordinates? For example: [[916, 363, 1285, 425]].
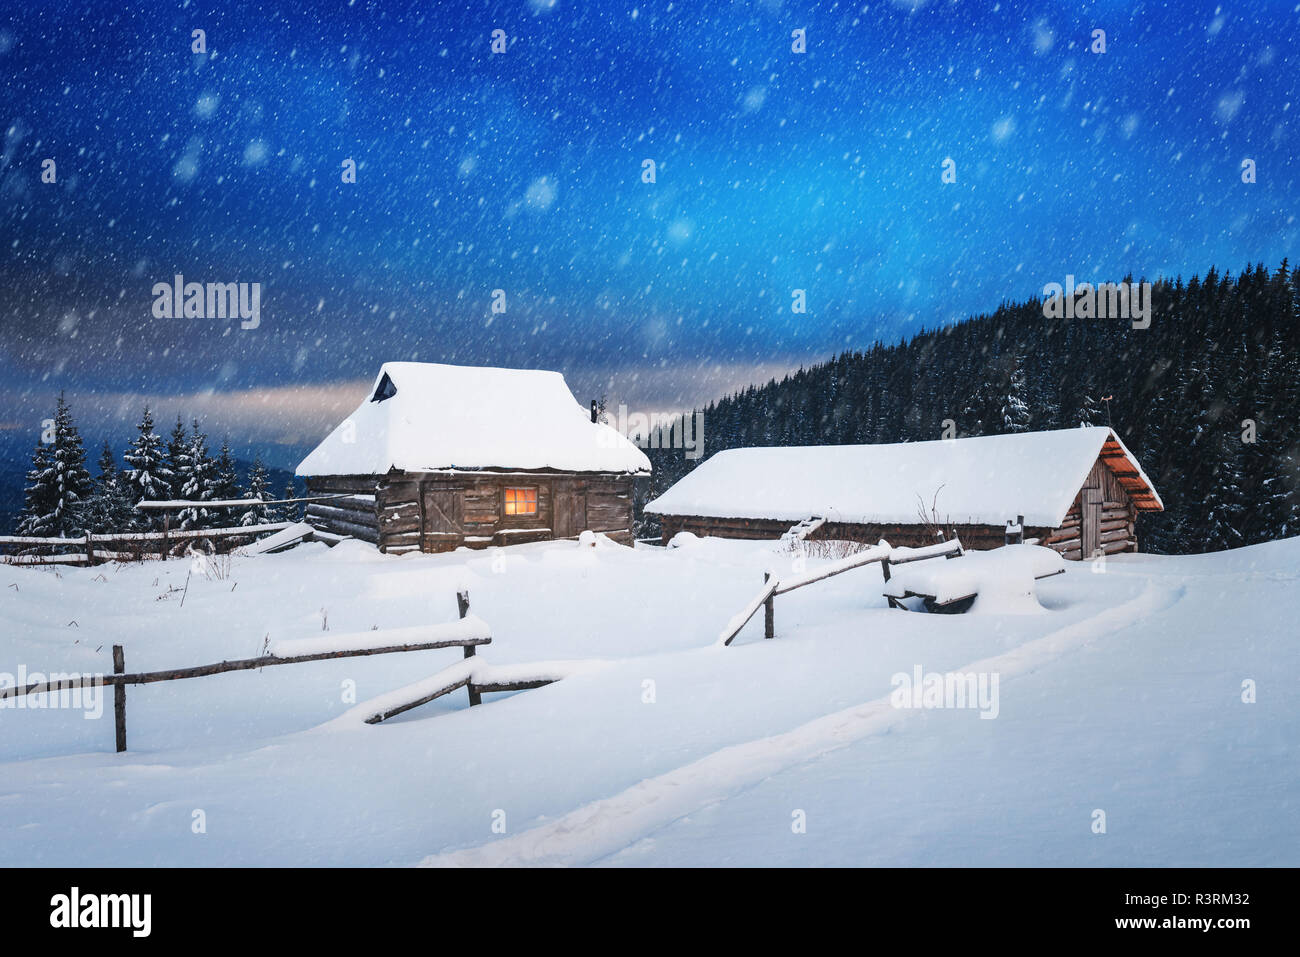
[[1041, 457, 1137, 560]]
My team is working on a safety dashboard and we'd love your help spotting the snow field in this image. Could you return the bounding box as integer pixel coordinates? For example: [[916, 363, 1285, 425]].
[[1, 534, 1295, 866]]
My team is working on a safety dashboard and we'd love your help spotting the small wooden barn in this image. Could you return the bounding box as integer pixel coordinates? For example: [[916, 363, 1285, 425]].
[[296, 362, 651, 553], [645, 427, 1163, 560]]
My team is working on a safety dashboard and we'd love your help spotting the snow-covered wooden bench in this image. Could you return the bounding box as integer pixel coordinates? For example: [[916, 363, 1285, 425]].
[[718, 538, 963, 645], [883, 543, 1065, 613]]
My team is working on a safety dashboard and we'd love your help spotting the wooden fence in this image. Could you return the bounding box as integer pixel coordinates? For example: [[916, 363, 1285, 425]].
[[0, 493, 356, 566], [718, 538, 965, 646], [0, 522, 294, 566], [0, 590, 491, 752]]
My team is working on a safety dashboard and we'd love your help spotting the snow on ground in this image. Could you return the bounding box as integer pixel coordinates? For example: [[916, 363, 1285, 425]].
[[0, 533, 1296, 866]]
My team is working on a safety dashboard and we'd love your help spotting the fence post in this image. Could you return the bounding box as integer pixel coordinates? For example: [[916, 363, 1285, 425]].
[[1005, 515, 1024, 546], [112, 645, 127, 753], [162, 511, 170, 559], [457, 590, 482, 705], [85, 530, 94, 566], [763, 572, 775, 640]]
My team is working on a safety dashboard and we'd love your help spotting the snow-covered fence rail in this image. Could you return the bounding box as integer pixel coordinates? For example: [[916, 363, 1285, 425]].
[[132, 493, 353, 512], [0, 590, 490, 753], [2, 494, 372, 567], [357, 657, 604, 725], [718, 538, 964, 646], [0, 522, 295, 566]]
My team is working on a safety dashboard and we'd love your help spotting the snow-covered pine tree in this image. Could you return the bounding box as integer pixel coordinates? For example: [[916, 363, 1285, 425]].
[[240, 457, 273, 526], [212, 439, 241, 505], [280, 480, 299, 522], [1000, 359, 1032, 433], [17, 393, 93, 538], [1074, 393, 1104, 428], [82, 441, 137, 533], [16, 442, 56, 536], [177, 422, 218, 530], [164, 416, 187, 499], [123, 407, 171, 529], [960, 374, 1001, 437]]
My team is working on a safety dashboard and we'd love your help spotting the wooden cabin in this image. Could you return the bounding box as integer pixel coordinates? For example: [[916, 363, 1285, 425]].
[[296, 362, 651, 553], [645, 427, 1162, 561]]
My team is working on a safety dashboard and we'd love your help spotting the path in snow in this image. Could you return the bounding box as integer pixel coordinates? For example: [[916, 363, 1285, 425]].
[[420, 582, 1184, 866]]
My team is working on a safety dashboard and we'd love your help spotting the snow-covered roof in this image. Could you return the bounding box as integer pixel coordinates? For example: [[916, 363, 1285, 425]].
[[296, 362, 651, 477], [645, 427, 1162, 528]]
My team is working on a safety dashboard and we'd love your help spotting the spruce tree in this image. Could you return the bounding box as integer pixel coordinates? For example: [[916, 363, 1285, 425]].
[[1000, 359, 1032, 433], [17, 393, 93, 538], [17, 443, 56, 537], [280, 480, 299, 522], [82, 441, 137, 533], [164, 416, 187, 499], [1073, 393, 1104, 428], [240, 457, 273, 526], [212, 439, 241, 506], [123, 407, 171, 528], [177, 422, 218, 530]]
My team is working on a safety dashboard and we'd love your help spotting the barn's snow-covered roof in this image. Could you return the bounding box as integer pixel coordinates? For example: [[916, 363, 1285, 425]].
[[645, 427, 1162, 528], [297, 362, 651, 477]]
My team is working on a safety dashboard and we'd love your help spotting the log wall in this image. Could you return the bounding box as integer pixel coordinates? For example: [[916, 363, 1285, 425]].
[[303, 477, 381, 545], [307, 471, 637, 553], [657, 515, 1049, 552]]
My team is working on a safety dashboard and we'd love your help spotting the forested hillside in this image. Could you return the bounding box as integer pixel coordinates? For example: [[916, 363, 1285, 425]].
[[640, 261, 1300, 555]]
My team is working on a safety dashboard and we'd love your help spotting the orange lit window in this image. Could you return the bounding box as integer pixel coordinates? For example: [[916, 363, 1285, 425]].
[[504, 487, 537, 516]]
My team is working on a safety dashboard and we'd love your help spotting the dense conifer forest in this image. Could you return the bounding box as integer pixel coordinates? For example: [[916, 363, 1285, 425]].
[[639, 261, 1300, 555]]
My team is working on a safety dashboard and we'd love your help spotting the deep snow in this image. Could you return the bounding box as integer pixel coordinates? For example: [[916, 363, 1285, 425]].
[[0, 533, 1295, 867]]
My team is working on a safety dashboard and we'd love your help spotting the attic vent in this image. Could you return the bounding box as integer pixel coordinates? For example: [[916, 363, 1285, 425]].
[[371, 372, 397, 403]]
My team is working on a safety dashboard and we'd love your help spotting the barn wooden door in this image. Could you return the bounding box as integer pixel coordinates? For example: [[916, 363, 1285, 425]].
[[554, 485, 586, 539], [1081, 487, 1103, 559], [422, 487, 463, 550]]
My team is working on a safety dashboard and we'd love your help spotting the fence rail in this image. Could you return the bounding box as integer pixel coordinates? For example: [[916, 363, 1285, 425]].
[[1, 590, 489, 752], [718, 538, 965, 646], [0, 522, 298, 566], [0, 493, 360, 567]]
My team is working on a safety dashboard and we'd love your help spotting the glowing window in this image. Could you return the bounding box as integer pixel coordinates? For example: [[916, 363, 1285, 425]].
[[504, 487, 537, 516]]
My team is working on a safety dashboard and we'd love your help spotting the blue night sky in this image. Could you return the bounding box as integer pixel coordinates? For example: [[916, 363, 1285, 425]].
[[1, 0, 1297, 467]]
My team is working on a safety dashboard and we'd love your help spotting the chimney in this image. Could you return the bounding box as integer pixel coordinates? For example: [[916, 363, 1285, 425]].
[[590, 399, 598, 423]]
